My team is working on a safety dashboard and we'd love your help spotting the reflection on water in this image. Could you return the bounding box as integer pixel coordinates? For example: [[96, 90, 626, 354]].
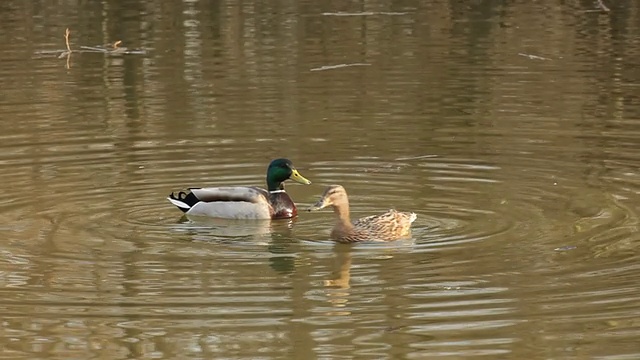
[[1, 0, 640, 359], [171, 217, 279, 240], [324, 245, 353, 289]]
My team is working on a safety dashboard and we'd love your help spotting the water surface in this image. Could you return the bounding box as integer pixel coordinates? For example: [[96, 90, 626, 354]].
[[1, 1, 640, 359]]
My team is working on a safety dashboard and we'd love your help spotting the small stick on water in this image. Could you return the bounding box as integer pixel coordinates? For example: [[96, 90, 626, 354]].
[[113, 40, 122, 49], [596, 0, 610, 12]]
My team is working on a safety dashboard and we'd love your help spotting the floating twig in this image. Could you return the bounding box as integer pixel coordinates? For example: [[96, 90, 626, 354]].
[[79, 45, 108, 52], [310, 63, 371, 71], [395, 155, 438, 161], [321, 11, 408, 16], [518, 53, 551, 61]]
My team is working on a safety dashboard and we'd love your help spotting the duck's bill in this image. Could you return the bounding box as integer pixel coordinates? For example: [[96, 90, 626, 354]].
[[307, 200, 326, 212], [290, 169, 312, 185]]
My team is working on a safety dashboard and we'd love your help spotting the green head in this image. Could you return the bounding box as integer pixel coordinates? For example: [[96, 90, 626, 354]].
[[266, 158, 311, 191]]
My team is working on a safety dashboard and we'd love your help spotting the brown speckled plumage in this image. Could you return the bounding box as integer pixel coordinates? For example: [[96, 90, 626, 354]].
[[309, 185, 416, 243]]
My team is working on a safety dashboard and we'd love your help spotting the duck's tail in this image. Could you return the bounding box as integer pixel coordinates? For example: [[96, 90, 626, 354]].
[[167, 191, 198, 213]]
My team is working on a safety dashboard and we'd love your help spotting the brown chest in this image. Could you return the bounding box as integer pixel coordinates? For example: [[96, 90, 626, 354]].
[[269, 192, 298, 219]]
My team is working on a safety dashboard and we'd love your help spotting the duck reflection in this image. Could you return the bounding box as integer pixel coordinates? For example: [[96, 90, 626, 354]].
[[324, 243, 353, 289], [172, 214, 294, 239], [169, 215, 301, 273], [321, 240, 415, 313]]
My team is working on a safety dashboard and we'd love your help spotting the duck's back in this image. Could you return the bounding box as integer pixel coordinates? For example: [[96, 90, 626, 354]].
[[333, 209, 416, 243]]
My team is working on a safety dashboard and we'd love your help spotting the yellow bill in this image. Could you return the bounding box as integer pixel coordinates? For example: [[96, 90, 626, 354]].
[[290, 168, 311, 185]]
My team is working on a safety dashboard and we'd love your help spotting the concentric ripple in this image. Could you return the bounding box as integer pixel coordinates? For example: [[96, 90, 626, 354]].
[[3, 2, 640, 358], [301, 156, 535, 251]]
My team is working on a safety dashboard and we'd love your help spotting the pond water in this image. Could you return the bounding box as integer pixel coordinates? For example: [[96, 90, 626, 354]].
[[1, 1, 640, 359]]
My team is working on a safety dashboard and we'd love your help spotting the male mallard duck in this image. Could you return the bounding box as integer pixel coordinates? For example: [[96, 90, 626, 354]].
[[308, 185, 416, 243], [168, 158, 311, 219]]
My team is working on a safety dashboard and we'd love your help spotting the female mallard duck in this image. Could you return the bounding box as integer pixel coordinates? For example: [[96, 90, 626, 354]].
[[167, 158, 311, 219], [308, 185, 416, 243]]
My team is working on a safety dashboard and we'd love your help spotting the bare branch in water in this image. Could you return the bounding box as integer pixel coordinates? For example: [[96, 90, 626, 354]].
[[596, 0, 610, 12], [321, 11, 408, 16], [79, 46, 107, 52], [35, 28, 147, 66], [518, 53, 551, 61], [64, 28, 71, 52], [310, 63, 371, 71]]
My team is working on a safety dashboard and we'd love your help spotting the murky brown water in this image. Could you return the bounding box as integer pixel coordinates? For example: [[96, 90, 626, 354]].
[[1, 1, 640, 359]]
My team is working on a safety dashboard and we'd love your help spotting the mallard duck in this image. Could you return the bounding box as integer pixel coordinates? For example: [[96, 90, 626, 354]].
[[167, 158, 311, 219], [308, 185, 416, 243]]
